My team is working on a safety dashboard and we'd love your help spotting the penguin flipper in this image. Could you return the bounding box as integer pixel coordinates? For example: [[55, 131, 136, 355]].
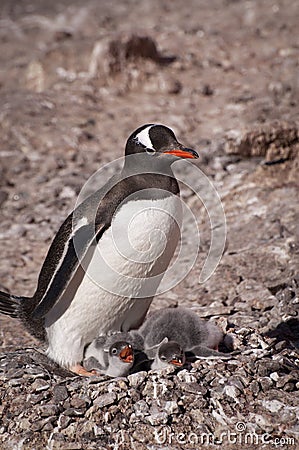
[[0, 291, 22, 318], [189, 345, 232, 359], [83, 356, 106, 372], [32, 221, 107, 319]]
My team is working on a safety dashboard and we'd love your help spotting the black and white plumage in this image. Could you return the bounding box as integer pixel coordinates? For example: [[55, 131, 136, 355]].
[[137, 306, 228, 359], [0, 124, 198, 376]]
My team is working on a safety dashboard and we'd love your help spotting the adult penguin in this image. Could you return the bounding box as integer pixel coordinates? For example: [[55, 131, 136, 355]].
[[0, 124, 198, 375]]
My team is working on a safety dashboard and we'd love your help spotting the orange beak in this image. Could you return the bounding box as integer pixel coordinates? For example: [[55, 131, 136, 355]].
[[164, 148, 198, 159], [119, 345, 134, 363], [170, 358, 184, 367]]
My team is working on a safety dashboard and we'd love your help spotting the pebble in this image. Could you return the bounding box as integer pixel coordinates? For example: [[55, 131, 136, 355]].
[[145, 411, 168, 426], [31, 379, 50, 392], [262, 399, 285, 413], [37, 404, 60, 417], [63, 408, 85, 417], [163, 400, 179, 415], [133, 400, 150, 417], [53, 385, 69, 402], [259, 377, 273, 391], [127, 371, 147, 387], [270, 372, 280, 382], [94, 392, 117, 408]]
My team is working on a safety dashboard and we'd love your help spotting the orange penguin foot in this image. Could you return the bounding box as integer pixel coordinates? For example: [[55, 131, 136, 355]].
[[70, 364, 99, 377]]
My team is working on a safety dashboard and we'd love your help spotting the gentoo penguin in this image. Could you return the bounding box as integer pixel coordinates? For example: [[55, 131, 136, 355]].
[[84, 340, 135, 378], [0, 124, 198, 376], [151, 340, 185, 370], [137, 306, 229, 358]]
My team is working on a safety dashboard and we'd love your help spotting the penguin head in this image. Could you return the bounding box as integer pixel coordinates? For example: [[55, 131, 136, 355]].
[[125, 124, 198, 161], [109, 341, 134, 364], [157, 340, 185, 367]]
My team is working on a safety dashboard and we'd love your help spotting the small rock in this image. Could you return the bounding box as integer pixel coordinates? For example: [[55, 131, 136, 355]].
[[31, 417, 54, 432], [262, 399, 285, 412], [250, 380, 260, 395], [274, 340, 288, 351], [133, 400, 150, 417], [163, 400, 179, 415], [270, 372, 280, 382], [31, 379, 50, 392], [176, 370, 197, 383], [58, 415, 72, 430], [38, 404, 60, 417], [63, 408, 85, 417], [127, 388, 140, 402], [94, 392, 116, 408], [127, 371, 147, 387], [18, 418, 31, 431], [259, 377, 273, 391], [223, 385, 241, 402], [6, 369, 25, 380], [145, 411, 168, 426], [60, 443, 82, 450], [227, 376, 245, 391], [179, 382, 207, 395], [53, 385, 69, 402], [70, 396, 89, 409], [107, 379, 127, 392]]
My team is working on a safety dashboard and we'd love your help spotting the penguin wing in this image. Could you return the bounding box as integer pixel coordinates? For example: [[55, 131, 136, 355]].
[[31, 174, 124, 320], [83, 356, 106, 372], [32, 217, 109, 319]]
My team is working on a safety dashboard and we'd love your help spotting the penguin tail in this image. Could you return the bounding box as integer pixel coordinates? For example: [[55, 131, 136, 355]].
[[0, 290, 22, 318]]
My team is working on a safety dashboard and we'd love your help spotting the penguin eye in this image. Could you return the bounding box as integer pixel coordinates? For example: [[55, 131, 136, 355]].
[[111, 347, 118, 355], [160, 355, 167, 361], [146, 147, 156, 155]]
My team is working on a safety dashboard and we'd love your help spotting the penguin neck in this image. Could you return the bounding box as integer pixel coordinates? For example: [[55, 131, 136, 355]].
[[122, 153, 174, 176], [121, 155, 179, 196]]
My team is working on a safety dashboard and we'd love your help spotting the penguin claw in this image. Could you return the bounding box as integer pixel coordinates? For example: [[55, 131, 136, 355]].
[[70, 364, 99, 377]]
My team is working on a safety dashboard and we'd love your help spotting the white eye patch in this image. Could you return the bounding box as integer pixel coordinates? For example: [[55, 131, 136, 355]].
[[134, 125, 155, 150]]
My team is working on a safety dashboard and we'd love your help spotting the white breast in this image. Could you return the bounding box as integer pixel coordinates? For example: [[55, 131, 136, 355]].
[[89, 194, 182, 295], [45, 194, 182, 367]]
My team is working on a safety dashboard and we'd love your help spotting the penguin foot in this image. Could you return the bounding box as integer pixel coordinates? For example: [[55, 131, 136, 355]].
[[70, 364, 99, 377]]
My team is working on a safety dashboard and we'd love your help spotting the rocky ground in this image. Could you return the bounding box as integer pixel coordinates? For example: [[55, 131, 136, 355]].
[[0, 0, 298, 448]]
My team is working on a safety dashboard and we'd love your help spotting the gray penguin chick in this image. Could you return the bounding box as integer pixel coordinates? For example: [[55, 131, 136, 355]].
[[138, 307, 228, 358], [151, 340, 186, 370], [84, 331, 143, 377], [84, 340, 134, 377]]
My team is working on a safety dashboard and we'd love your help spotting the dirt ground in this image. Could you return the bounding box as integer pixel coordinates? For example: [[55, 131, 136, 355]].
[[0, 0, 298, 449]]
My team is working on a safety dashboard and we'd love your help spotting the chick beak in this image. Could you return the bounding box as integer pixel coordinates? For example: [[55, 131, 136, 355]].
[[164, 147, 199, 159], [119, 345, 134, 363], [170, 357, 184, 367]]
